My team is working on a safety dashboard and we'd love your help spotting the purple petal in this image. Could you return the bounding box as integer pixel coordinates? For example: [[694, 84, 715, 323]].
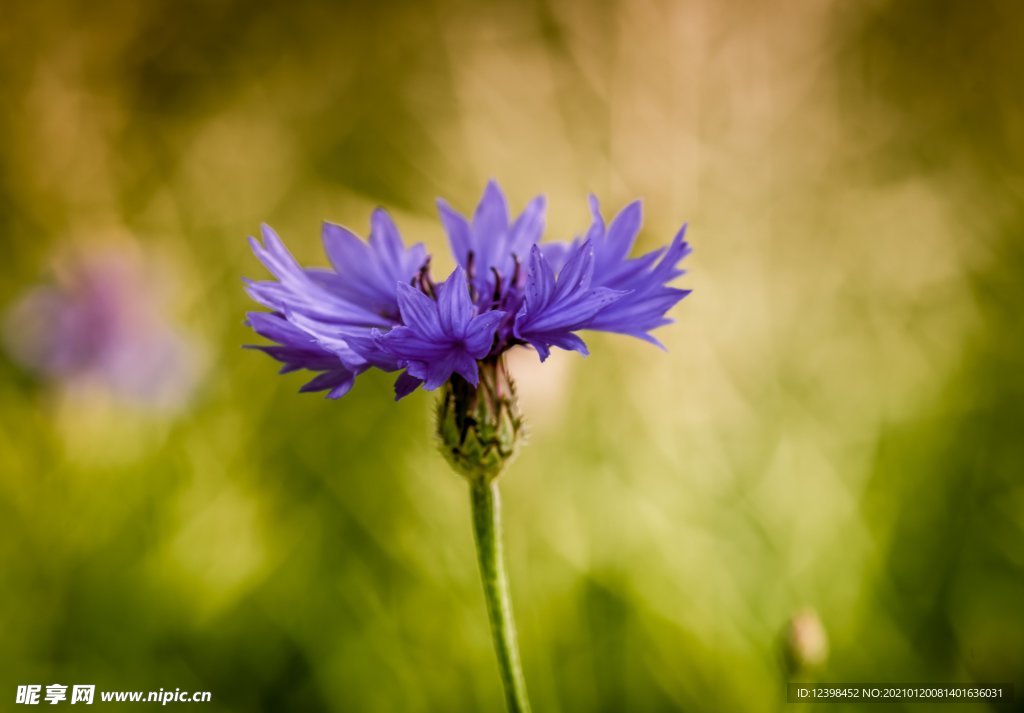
[[523, 331, 589, 362], [523, 245, 555, 314], [601, 200, 643, 265], [322, 222, 367, 274], [320, 219, 423, 317], [436, 268, 475, 338], [518, 287, 624, 334], [463, 310, 506, 357], [279, 309, 369, 368], [246, 311, 306, 345], [552, 240, 596, 303], [248, 344, 341, 372], [369, 208, 403, 266], [649, 225, 692, 283], [395, 283, 444, 339], [507, 195, 547, 258], [250, 225, 301, 285], [473, 181, 510, 244], [452, 351, 480, 386], [584, 195, 605, 244], [540, 240, 578, 274], [419, 352, 459, 390], [379, 325, 456, 361], [299, 368, 357, 399], [437, 199, 473, 267], [248, 231, 384, 326], [393, 371, 423, 400]]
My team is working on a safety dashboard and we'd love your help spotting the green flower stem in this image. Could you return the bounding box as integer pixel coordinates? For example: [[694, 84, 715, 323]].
[[470, 479, 532, 713]]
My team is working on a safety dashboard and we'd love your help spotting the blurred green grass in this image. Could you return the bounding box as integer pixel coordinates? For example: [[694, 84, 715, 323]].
[[1, 0, 1022, 711]]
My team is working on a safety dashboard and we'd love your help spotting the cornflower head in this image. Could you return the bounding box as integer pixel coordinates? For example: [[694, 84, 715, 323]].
[[247, 182, 688, 430], [244, 181, 691, 713]]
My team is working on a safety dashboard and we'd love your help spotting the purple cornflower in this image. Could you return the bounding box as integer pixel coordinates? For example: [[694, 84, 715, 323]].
[[245, 181, 693, 713], [245, 181, 691, 400]]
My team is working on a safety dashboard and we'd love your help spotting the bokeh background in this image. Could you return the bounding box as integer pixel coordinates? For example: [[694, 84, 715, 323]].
[[1, 0, 1022, 711]]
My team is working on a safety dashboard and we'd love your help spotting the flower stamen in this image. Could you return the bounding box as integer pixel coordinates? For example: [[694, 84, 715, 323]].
[[417, 258, 437, 299]]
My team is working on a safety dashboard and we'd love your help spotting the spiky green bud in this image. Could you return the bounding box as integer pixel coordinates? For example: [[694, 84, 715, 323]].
[[437, 357, 523, 483]]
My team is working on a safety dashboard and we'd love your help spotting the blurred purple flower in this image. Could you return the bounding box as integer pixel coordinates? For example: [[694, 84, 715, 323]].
[[246, 181, 691, 399], [4, 251, 202, 411]]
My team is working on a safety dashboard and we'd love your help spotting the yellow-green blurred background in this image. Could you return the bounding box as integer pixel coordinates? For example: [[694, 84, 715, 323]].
[[1, 0, 1022, 711]]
